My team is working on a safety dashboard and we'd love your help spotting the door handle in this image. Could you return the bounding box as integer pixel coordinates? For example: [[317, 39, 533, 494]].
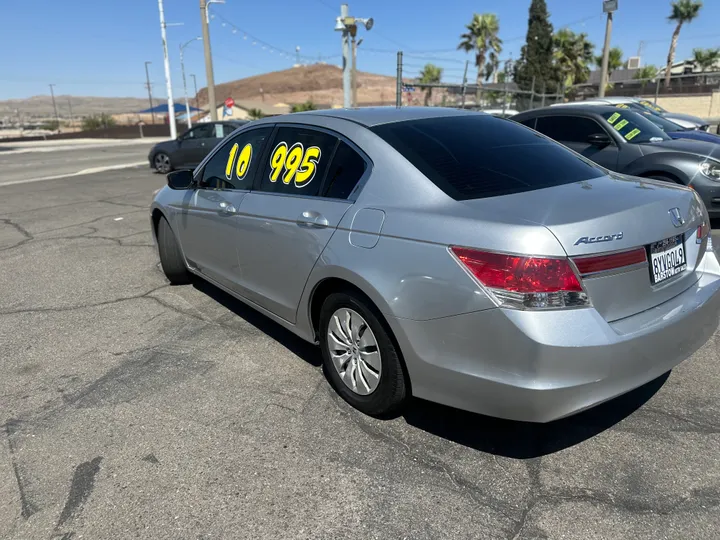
[[218, 201, 237, 214], [297, 210, 329, 228]]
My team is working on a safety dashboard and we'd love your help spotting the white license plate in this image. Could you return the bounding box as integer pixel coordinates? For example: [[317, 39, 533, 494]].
[[648, 235, 687, 285]]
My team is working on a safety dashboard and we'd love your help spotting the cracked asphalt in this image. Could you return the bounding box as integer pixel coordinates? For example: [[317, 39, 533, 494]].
[[1, 166, 719, 540]]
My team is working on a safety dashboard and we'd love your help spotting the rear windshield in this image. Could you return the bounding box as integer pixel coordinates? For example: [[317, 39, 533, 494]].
[[600, 110, 671, 143], [371, 115, 604, 201]]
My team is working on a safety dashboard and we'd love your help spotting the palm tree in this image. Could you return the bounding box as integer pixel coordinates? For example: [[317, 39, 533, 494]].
[[594, 47, 624, 76], [247, 108, 264, 120], [458, 13, 502, 95], [418, 64, 443, 106], [665, 0, 703, 88], [553, 29, 595, 87], [634, 65, 659, 91], [692, 47, 720, 83]]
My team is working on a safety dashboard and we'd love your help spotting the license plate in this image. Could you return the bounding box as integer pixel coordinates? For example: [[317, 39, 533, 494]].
[[648, 235, 687, 285]]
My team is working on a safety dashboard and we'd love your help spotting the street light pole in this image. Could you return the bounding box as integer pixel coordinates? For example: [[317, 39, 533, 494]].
[[200, 0, 224, 121], [598, 0, 618, 98], [48, 84, 59, 131], [180, 37, 201, 129], [157, 0, 177, 138], [335, 5, 373, 109], [190, 74, 199, 110], [144, 61, 156, 124], [67, 97, 75, 129]]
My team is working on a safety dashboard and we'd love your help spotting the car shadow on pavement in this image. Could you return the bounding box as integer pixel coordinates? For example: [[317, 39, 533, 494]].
[[402, 372, 670, 458], [191, 278, 322, 367]]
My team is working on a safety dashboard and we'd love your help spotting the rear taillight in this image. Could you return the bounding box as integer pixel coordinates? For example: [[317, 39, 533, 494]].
[[450, 247, 589, 310], [572, 248, 647, 275], [697, 221, 709, 244]]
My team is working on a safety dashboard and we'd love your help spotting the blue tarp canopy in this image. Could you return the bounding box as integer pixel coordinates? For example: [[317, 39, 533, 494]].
[[138, 103, 202, 114]]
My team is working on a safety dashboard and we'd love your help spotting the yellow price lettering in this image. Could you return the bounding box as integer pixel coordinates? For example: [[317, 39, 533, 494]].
[[614, 119, 629, 131], [225, 143, 239, 179], [269, 142, 322, 188], [235, 143, 252, 179], [269, 142, 288, 182], [607, 112, 621, 124], [295, 146, 321, 186]]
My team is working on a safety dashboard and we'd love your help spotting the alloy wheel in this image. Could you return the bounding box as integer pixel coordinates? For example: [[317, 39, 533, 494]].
[[327, 308, 382, 395], [154, 153, 171, 173]]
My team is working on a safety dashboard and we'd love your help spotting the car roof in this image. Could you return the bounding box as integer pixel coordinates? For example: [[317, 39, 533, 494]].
[[517, 104, 629, 117], [287, 106, 480, 127]]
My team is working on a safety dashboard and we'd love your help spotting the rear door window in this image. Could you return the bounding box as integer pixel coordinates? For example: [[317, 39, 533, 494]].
[[371, 115, 604, 201], [258, 126, 337, 197], [322, 141, 367, 199], [534, 116, 604, 143]]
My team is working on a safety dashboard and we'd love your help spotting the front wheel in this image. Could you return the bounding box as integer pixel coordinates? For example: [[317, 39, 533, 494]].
[[153, 152, 172, 174], [157, 216, 191, 285], [319, 292, 408, 416]]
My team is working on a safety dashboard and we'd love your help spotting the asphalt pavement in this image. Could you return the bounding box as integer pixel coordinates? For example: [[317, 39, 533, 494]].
[[1, 166, 719, 539], [0, 140, 162, 186]]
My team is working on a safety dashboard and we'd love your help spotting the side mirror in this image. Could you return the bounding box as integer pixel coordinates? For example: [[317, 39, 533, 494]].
[[167, 169, 194, 190], [588, 133, 611, 147]]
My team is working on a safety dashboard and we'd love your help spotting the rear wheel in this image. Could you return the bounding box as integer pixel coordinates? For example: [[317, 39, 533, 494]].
[[153, 152, 172, 174], [157, 217, 191, 285], [319, 291, 407, 416]]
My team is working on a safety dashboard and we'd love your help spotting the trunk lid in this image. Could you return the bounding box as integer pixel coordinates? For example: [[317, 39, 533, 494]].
[[462, 174, 708, 321]]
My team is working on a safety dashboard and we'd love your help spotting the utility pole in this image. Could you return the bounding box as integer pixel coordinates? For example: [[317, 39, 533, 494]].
[[180, 37, 201, 129], [460, 60, 469, 108], [598, 0, 618, 98], [190, 74, 199, 110], [67, 97, 75, 128], [200, 0, 224, 121], [335, 4, 373, 109], [157, 0, 177, 138], [352, 37, 363, 107], [144, 61, 156, 124], [296, 45, 301, 65], [48, 84, 60, 131], [396, 51, 403, 107]]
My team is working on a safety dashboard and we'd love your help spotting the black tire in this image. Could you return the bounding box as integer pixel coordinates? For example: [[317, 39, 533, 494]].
[[153, 152, 172, 174], [319, 291, 408, 416], [157, 216, 191, 285]]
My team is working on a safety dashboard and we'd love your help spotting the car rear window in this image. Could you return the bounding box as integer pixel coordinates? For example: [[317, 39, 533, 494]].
[[371, 115, 604, 201]]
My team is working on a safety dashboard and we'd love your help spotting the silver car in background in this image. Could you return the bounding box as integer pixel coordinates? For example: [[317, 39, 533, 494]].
[[150, 107, 720, 422]]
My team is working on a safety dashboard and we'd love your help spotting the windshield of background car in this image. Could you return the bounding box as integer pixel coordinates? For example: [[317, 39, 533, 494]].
[[371, 115, 605, 201], [600, 110, 671, 144], [638, 110, 684, 132], [638, 100, 667, 113]]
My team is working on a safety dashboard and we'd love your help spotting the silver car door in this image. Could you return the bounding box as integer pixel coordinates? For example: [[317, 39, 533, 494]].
[[175, 126, 273, 291], [233, 126, 368, 323]]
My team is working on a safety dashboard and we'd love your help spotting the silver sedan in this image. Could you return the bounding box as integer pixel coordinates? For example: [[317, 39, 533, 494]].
[[150, 107, 720, 422]]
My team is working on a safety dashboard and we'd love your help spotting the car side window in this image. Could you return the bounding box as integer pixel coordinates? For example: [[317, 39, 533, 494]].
[[322, 141, 367, 199], [258, 126, 337, 197], [518, 118, 536, 130], [222, 124, 238, 137], [184, 124, 215, 140], [200, 127, 273, 190], [535, 116, 605, 143]]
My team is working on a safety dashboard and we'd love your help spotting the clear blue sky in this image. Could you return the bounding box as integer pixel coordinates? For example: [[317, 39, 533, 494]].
[[2, 0, 719, 100]]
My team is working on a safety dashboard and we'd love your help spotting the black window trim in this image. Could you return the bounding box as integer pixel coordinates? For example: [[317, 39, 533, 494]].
[[250, 122, 374, 203], [193, 124, 276, 192]]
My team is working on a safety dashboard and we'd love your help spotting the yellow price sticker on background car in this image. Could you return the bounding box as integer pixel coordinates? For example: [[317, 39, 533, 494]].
[[225, 142, 253, 180], [615, 103, 630, 109], [269, 141, 321, 188], [607, 112, 621, 124], [614, 119, 629, 131], [625, 128, 641, 140]]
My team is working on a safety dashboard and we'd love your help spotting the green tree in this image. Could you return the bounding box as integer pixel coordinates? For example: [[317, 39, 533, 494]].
[[665, 0, 703, 88], [693, 47, 720, 71], [553, 29, 595, 87], [247, 108, 264, 120], [418, 63, 443, 106], [513, 0, 557, 93], [594, 47, 624, 76], [634, 65, 659, 91], [82, 113, 116, 131], [457, 13, 502, 93], [40, 119, 60, 131], [290, 100, 317, 113]]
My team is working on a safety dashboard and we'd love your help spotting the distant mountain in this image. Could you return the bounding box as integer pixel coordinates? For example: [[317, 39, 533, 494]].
[[0, 95, 151, 119], [196, 63, 399, 108]]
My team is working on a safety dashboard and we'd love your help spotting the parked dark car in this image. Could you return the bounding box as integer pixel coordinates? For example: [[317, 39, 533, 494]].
[[607, 103, 720, 144], [512, 105, 720, 216], [148, 121, 247, 173]]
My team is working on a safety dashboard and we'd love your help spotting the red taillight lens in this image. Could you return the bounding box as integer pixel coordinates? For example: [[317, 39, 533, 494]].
[[697, 222, 709, 244], [451, 247, 582, 293], [572, 248, 647, 275]]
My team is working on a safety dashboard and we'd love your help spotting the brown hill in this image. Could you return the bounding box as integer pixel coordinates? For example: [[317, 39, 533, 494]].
[[197, 63, 399, 108], [0, 95, 150, 119]]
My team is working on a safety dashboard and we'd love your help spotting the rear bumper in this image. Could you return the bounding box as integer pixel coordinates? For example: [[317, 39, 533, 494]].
[[394, 251, 720, 422]]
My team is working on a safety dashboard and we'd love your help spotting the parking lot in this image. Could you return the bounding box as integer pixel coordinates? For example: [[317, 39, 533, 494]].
[[1, 165, 719, 539]]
